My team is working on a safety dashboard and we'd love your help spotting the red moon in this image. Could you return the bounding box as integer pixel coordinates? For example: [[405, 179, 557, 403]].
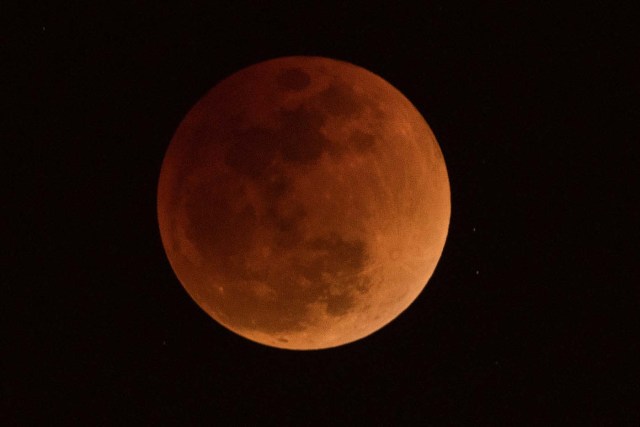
[[157, 56, 450, 350]]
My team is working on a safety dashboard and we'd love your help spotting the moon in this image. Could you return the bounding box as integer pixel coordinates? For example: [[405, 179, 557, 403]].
[[157, 56, 450, 350]]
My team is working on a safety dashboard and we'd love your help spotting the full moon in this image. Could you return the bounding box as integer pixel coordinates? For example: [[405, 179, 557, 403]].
[[157, 56, 450, 350]]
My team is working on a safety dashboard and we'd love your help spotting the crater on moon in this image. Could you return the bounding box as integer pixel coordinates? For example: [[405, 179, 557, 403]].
[[157, 56, 450, 350]]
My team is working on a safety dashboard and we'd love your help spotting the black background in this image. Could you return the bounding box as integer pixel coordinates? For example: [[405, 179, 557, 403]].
[[6, 2, 637, 425]]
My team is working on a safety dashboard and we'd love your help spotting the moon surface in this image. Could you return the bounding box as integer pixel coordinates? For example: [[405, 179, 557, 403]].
[[157, 56, 450, 350]]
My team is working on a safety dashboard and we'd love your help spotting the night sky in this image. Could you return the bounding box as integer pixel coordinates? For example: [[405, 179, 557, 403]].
[[7, 2, 636, 425]]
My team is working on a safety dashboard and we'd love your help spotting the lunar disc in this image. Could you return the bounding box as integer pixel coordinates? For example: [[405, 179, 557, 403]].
[[157, 56, 450, 350]]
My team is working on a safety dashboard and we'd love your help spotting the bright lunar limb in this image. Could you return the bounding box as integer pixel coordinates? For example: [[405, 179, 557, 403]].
[[157, 56, 450, 350]]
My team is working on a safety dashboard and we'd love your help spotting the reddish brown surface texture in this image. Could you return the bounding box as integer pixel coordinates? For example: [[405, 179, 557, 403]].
[[157, 57, 450, 349]]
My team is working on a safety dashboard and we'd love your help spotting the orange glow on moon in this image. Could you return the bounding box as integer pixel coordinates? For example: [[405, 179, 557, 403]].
[[157, 56, 450, 350]]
